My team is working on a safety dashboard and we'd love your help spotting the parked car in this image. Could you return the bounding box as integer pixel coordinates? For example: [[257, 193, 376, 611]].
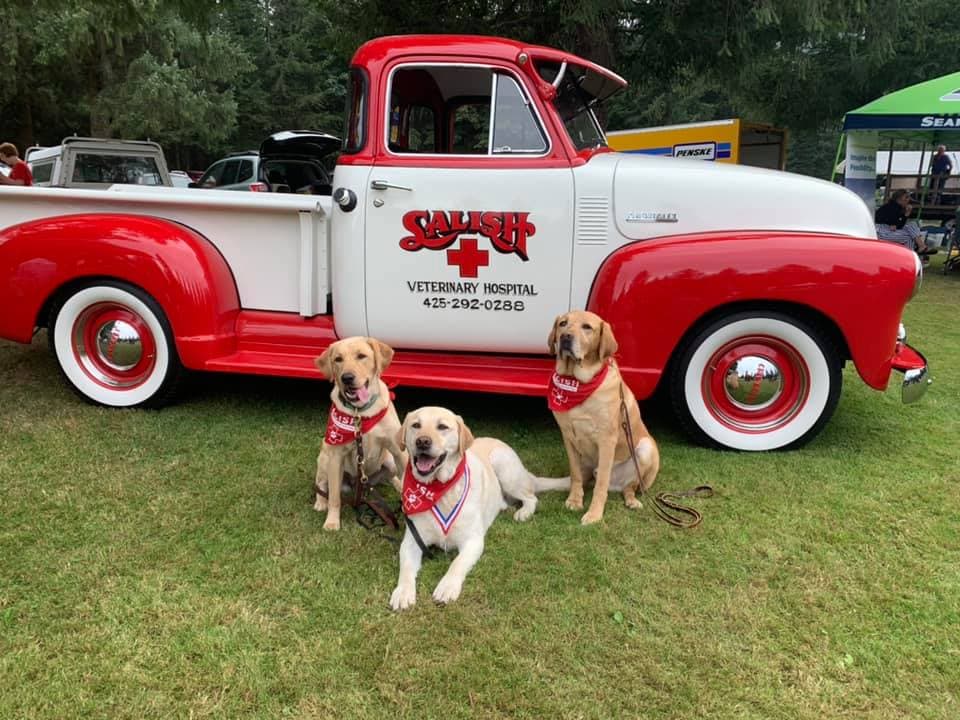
[[25, 137, 172, 188], [192, 131, 340, 193], [169, 170, 193, 188]]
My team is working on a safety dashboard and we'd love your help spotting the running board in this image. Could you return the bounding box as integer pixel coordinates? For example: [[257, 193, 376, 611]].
[[203, 348, 555, 396]]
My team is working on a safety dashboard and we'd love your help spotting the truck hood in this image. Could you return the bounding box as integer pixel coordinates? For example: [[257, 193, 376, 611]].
[[610, 153, 877, 241]]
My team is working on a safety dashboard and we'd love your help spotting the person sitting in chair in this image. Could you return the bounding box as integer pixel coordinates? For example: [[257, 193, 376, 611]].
[[875, 189, 936, 257]]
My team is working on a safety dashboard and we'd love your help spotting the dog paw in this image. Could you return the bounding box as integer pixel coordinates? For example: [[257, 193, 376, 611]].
[[390, 585, 416, 611], [313, 495, 328, 512], [513, 505, 535, 522], [624, 497, 643, 510], [432, 576, 463, 604], [564, 495, 584, 511], [580, 509, 603, 525], [322, 516, 341, 531]]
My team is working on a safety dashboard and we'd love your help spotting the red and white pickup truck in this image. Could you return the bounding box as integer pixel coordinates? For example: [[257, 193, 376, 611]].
[[0, 35, 928, 451]]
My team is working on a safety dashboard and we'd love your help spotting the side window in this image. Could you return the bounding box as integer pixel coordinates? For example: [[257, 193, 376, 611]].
[[492, 74, 547, 154], [31, 162, 53, 183], [199, 161, 225, 187], [220, 159, 241, 186], [343, 68, 366, 154], [237, 159, 254, 183], [387, 64, 546, 156]]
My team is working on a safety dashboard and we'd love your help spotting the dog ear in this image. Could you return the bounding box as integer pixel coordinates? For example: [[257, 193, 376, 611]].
[[397, 413, 412, 453], [456, 414, 475, 455], [547, 314, 562, 355], [598, 321, 619, 360], [314, 346, 334, 379], [368, 337, 395, 373]]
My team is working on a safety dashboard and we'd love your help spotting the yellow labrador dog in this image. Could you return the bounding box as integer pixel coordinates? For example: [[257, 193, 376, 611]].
[[313, 336, 407, 531], [548, 310, 660, 525], [390, 407, 565, 610]]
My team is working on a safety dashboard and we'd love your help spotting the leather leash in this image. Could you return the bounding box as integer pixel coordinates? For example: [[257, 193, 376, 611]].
[[619, 383, 713, 528]]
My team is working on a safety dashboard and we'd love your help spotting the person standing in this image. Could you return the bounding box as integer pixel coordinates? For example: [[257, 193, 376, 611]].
[[930, 145, 953, 205], [0, 142, 33, 186]]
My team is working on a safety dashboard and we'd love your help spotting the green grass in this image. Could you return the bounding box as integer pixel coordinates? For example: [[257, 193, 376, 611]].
[[2, 260, 959, 719]]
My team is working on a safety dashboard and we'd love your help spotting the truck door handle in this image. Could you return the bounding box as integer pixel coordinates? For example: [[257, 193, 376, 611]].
[[370, 179, 412, 191]]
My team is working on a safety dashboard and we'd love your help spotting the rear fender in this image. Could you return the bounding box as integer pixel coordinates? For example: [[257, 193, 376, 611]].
[[586, 231, 918, 397], [0, 213, 240, 368]]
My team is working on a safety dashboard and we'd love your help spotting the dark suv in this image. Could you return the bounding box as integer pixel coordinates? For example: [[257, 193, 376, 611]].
[[192, 131, 340, 193]]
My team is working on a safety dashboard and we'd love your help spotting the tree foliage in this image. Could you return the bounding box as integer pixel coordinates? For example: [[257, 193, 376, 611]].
[[0, 0, 957, 176]]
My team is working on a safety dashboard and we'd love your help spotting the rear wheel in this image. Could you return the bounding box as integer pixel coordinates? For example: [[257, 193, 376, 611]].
[[48, 281, 184, 408], [670, 312, 842, 451]]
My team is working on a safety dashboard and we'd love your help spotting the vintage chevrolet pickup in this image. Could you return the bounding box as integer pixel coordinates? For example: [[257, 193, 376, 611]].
[[0, 35, 929, 451]]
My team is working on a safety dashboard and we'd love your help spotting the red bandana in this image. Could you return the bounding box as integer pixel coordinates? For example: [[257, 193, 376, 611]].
[[324, 404, 389, 445], [547, 362, 611, 411], [402, 455, 471, 534]]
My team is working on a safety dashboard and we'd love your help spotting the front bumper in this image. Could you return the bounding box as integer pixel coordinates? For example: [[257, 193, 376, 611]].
[[892, 342, 930, 404]]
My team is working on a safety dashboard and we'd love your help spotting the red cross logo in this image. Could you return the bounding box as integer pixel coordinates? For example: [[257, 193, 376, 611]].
[[446, 237, 489, 278]]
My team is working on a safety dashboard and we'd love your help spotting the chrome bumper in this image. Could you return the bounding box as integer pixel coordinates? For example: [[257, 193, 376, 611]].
[[892, 343, 930, 404]]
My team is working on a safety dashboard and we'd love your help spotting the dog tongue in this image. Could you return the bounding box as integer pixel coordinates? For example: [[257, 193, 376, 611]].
[[416, 456, 435, 474], [355, 385, 371, 404]]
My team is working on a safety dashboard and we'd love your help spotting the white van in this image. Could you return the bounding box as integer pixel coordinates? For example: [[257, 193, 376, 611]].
[[25, 137, 172, 189]]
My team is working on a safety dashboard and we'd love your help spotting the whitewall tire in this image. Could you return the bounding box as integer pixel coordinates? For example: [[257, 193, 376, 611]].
[[48, 282, 184, 408], [670, 312, 842, 451]]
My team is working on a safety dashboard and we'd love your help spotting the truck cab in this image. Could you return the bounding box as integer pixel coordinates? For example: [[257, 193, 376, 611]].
[[331, 35, 625, 353], [26, 137, 172, 189]]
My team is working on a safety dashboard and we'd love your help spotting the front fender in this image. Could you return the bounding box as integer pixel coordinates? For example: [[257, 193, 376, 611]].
[[587, 231, 918, 397], [0, 213, 240, 368]]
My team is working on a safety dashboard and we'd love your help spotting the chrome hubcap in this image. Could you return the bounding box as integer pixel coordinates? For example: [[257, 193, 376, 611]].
[[722, 354, 784, 411], [95, 320, 143, 371]]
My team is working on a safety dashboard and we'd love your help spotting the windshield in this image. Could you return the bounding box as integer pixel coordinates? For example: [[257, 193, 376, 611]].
[[540, 62, 607, 151]]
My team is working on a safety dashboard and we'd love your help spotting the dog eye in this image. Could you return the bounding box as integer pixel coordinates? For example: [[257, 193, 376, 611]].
[[411, 421, 421, 429], [437, 423, 449, 431], [581, 324, 592, 331], [558, 320, 567, 327], [333, 355, 343, 363], [356, 353, 367, 360]]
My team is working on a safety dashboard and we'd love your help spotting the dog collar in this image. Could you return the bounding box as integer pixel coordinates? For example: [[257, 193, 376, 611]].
[[402, 455, 470, 535], [547, 361, 611, 411], [324, 404, 389, 446]]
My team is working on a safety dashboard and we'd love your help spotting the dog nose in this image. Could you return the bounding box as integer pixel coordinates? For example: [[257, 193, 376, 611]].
[[415, 436, 431, 451], [341, 372, 356, 386], [560, 333, 574, 348]]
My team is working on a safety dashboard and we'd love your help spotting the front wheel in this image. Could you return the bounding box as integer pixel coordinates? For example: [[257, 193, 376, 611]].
[[48, 281, 184, 408], [670, 312, 842, 451]]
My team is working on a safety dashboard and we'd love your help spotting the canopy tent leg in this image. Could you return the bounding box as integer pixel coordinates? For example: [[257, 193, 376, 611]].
[[830, 133, 846, 183], [884, 138, 894, 203]]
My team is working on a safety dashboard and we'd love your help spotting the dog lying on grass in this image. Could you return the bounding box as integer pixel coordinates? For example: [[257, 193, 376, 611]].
[[313, 336, 407, 531], [547, 310, 660, 525], [390, 406, 567, 610]]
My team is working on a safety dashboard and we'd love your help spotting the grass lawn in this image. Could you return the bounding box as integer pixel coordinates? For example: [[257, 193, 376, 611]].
[[2, 259, 958, 720]]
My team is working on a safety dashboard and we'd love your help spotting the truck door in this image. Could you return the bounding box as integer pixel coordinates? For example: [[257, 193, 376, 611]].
[[363, 63, 574, 354]]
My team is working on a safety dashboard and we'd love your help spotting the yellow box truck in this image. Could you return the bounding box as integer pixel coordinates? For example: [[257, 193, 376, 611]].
[[606, 119, 787, 170]]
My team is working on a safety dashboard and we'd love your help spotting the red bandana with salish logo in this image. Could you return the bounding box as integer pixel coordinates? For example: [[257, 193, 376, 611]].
[[402, 455, 471, 534], [324, 404, 389, 445], [547, 362, 611, 411]]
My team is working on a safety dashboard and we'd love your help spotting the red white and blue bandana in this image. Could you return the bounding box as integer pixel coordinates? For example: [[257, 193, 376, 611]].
[[547, 362, 611, 411], [324, 404, 389, 445], [402, 455, 471, 535]]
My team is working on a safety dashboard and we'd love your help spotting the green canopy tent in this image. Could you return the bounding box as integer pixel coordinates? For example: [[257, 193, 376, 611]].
[[834, 70, 960, 217]]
